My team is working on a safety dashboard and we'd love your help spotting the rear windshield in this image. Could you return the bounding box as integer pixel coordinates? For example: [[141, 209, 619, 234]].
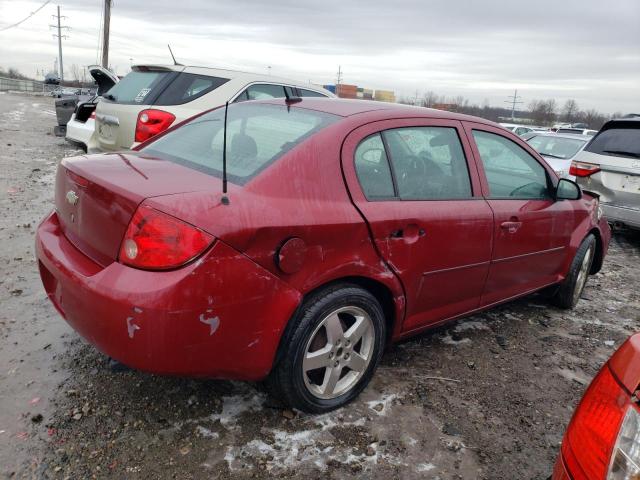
[[104, 70, 229, 106], [104, 71, 171, 104], [585, 126, 640, 159], [140, 103, 339, 184], [527, 136, 587, 159]]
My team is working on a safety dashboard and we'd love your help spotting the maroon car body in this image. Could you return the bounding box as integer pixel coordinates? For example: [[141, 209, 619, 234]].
[[36, 98, 610, 407]]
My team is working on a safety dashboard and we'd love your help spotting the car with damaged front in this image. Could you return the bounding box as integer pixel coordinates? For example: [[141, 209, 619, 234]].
[[36, 98, 611, 413]]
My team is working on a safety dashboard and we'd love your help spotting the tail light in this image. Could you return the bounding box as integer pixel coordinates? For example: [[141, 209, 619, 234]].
[[119, 205, 213, 270], [561, 365, 637, 480], [89, 111, 96, 119], [134, 109, 175, 143], [570, 161, 601, 177]]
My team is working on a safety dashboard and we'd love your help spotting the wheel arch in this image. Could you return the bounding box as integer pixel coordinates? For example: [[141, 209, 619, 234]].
[[588, 227, 604, 274], [269, 275, 401, 373]]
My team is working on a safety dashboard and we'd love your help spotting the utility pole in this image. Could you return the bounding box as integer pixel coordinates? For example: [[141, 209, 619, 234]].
[[101, 0, 111, 69], [504, 89, 523, 121], [335, 65, 343, 97], [50, 6, 69, 82]]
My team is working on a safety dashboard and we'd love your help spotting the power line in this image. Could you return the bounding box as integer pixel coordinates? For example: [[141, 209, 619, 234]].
[[50, 6, 70, 82], [0, 0, 51, 32], [504, 89, 523, 121]]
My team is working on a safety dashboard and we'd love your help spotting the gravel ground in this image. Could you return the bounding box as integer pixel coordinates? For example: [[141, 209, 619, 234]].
[[1, 93, 639, 480]]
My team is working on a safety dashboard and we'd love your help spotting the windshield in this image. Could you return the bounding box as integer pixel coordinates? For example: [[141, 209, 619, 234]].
[[141, 103, 339, 184], [526, 136, 586, 159]]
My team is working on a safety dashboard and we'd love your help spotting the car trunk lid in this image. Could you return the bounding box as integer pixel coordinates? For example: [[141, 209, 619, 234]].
[[55, 152, 216, 266], [579, 150, 640, 207]]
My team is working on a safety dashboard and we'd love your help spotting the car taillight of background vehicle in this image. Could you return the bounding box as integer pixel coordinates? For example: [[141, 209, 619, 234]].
[[561, 365, 640, 480], [118, 205, 213, 270], [570, 161, 601, 177], [134, 109, 176, 143], [89, 112, 96, 119]]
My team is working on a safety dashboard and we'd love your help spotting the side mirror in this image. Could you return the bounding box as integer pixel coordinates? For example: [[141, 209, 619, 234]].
[[556, 178, 581, 200]]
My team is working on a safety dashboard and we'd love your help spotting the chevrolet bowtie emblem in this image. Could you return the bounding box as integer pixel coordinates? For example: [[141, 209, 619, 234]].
[[66, 190, 79, 206]]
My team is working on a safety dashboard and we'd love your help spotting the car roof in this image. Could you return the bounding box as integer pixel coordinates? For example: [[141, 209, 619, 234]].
[[131, 64, 330, 93], [257, 97, 501, 126], [527, 132, 590, 140]]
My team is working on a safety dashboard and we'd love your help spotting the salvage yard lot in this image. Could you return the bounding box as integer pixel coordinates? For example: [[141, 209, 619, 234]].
[[1, 93, 639, 479]]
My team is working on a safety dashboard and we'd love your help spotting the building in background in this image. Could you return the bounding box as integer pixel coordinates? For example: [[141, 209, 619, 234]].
[[323, 84, 395, 103]]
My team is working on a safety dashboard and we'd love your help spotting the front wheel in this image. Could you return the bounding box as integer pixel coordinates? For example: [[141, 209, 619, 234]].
[[551, 234, 596, 309], [267, 284, 386, 413]]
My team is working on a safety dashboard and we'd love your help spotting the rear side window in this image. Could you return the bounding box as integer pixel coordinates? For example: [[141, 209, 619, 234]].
[[472, 130, 550, 199], [354, 134, 395, 199], [154, 73, 229, 105], [585, 126, 640, 159], [104, 71, 171, 104], [384, 127, 472, 200], [141, 103, 339, 184]]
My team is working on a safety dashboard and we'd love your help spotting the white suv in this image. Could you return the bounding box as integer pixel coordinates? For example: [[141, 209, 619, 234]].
[[94, 65, 334, 152]]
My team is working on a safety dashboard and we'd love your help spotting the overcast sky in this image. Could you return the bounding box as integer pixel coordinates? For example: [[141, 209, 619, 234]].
[[1, 0, 639, 113]]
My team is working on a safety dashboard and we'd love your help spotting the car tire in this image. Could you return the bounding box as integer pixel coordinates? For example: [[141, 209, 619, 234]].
[[551, 234, 596, 309], [266, 284, 386, 413]]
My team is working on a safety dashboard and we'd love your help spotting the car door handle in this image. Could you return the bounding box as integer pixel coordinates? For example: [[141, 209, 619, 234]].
[[390, 226, 426, 239], [500, 221, 522, 234]]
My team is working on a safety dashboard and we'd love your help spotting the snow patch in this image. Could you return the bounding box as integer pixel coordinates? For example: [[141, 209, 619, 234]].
[[366, 393, 398, 415], [441, 334, 472, 346], [604, 340, 614, 347], [454, 321, 491, 332], [196, 425, 219, 439], [211, 392, 265, 429]]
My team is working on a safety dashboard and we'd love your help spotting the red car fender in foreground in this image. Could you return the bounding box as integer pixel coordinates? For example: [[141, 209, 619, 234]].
[[553, 333, 640, 479]]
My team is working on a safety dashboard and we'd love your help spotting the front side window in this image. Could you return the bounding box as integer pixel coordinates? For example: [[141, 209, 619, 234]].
[[242, 84, 286, 102], [383, 127, 472, 200], [472, 130, 550, 199], [298, 88, 328, 98], [354, 134, 395, 199], [141, 103, 338, 184]]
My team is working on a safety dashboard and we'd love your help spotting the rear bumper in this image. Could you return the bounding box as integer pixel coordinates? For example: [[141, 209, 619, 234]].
[[602, 203, 640, 229], [66, 115, 96, 150], [35, 211, 301, 380]]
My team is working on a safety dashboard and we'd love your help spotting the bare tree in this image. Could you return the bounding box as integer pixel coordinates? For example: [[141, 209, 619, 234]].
[[562, 99, 579, 123], [70, 64, 81, 83], [422, 91, 439, 108]]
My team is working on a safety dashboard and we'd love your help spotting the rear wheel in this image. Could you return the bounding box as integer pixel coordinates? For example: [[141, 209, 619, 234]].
[[267, 284, 386, 413], [551, 234, 596, 309]]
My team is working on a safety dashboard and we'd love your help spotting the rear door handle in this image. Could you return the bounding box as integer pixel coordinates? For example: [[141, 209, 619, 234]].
[[390, 225, 426, 240], [500, 221, 522, 234]]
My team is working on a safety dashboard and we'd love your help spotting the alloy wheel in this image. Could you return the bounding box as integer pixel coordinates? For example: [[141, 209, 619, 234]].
[[302, 306, 375, 400]]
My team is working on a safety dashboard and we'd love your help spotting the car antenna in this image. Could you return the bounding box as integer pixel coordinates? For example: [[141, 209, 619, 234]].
[[221, 101, 230, 205], [167, 44, 182, 66]]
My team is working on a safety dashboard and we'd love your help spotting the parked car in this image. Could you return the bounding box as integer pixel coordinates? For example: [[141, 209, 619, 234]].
[[525, 132, 589, 178], [66, 66, 119, 151], [500, 123, 534, 136], [94, 65, 335, 151], [36, 98, 610, 412], [552, 333, 640, 480], [556, 127, 598, 136], [571, 117, 640, 229]]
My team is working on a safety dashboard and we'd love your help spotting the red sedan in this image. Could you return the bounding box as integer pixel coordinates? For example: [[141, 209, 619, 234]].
[[553, 334, 640, 479], [36, 98, 610, 412]]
